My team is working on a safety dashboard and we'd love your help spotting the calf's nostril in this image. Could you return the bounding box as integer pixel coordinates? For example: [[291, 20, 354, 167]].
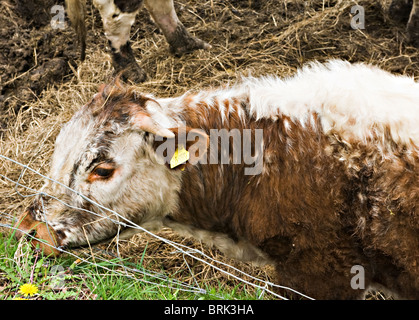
[[28, 229, 37, 238], [14, 210, 62, 257]]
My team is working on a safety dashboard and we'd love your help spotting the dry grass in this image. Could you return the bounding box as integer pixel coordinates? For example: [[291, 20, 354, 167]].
[[1, 0, 418, 299]]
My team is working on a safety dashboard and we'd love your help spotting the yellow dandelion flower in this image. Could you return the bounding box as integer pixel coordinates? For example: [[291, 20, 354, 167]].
[[19, 283, 38, 297]]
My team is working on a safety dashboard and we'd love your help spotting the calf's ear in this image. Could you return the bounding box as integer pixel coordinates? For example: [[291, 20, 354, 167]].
[[128, 100, 209, 169], [153, 127, 209, 170]]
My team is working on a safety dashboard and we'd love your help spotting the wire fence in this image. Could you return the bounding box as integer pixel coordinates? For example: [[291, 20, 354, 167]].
[[0, 153, 314, 300]]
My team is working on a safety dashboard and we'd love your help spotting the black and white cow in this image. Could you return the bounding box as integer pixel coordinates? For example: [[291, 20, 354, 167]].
[[66, 0, 211, 82]]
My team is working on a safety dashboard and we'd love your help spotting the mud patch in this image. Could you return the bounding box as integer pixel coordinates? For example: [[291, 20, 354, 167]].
[[0, 0, 80, 135]]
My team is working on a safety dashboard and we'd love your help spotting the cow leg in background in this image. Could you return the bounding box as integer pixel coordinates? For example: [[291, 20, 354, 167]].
[[144, 0, 211, 56], [93, 0, 147, 83], [407, 0, 419, 47]]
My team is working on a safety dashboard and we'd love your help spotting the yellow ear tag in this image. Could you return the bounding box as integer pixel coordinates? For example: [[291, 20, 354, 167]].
[[170, 144, 189, 169]]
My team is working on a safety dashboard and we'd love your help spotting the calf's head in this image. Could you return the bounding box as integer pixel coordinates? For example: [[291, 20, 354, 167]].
[[14, 82, 207, 255]]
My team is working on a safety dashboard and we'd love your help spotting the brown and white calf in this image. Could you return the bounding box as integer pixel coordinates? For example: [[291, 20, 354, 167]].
[[66, 0, 210, 82], [15, 60, 419, 299]]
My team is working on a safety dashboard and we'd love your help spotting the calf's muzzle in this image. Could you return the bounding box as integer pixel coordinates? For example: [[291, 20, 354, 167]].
[[13, 210, 62, 256]]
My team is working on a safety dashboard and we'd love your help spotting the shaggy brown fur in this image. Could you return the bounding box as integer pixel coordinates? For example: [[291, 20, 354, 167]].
[[94, 81, 419, 299]]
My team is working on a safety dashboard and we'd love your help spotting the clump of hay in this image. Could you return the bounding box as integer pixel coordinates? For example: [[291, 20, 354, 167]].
[[1, 0, 418, 299]]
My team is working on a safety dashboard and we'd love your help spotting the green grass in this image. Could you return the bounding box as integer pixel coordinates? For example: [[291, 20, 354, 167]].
[[0, 231, 266, 300]]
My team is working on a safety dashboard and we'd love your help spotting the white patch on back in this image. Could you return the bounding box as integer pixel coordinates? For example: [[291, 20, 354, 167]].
[[176, 60, 419, 147], [243, 60, 419, 146]]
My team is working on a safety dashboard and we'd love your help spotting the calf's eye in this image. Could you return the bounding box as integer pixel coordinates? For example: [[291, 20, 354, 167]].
[[94, 167, 114, 178], [88, 163, 116, 182]]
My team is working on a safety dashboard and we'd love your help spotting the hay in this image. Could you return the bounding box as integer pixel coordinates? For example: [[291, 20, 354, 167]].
[[1, 0, 418, 299]]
